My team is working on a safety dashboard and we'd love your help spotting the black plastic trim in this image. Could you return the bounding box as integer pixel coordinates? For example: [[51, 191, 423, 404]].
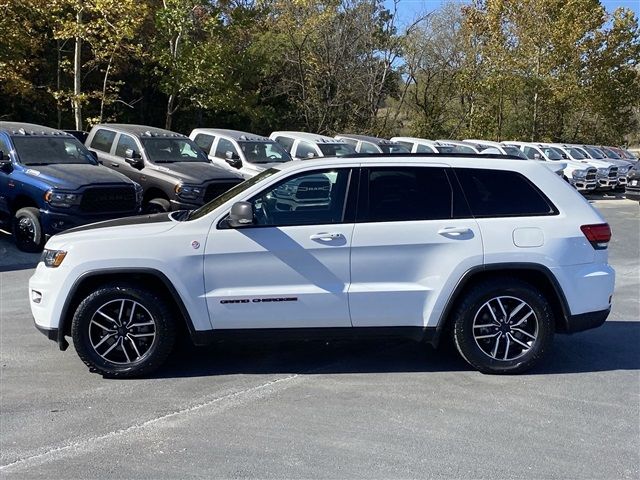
[[57, 268, 198, 350], [34, 323, 59, 342], [191, 326, 437, 345], [566, 308, 610, 334], [436, 262, 572, 334]]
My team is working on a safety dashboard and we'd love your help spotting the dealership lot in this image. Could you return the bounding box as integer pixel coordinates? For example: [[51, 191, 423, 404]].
[[0, 198, 638, 478]]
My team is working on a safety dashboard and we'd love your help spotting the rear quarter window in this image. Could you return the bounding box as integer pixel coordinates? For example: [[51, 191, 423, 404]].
[[455, 168, 557, 217], [90, 129, 116, 153]]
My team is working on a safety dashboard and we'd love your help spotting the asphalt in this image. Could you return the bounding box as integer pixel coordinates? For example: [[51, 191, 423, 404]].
[[0, 198, 638, 479]]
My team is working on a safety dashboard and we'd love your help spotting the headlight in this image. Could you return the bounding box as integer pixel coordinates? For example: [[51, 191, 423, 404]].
[[41, 249, 67, 268], [175, 184, 203, 200], [572, 169, 587, 179], [133, 183, 143, 204], [618, 166, 629, 175], [44, 190, 79, 208], [596, 168, 609, 175]]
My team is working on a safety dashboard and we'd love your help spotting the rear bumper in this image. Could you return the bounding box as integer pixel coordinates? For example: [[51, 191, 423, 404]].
[[564, 308, 610, 334]]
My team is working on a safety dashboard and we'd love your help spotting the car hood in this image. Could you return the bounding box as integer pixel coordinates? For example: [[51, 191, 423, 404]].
[[148, 162, 241, 184], [47, 212, 179, 248], [22, 163, 134, 190]]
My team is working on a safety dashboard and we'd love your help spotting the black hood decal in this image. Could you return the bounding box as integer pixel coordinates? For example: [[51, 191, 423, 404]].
[[62, 212, 173, 234]]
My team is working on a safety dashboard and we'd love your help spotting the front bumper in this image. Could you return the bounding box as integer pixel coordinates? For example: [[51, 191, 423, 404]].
[[571, 179, 597, 191], [596, 178, 617, 190], [624, 186, 640, 201]]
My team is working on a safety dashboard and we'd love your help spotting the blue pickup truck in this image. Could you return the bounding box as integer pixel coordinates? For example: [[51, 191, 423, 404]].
[[0, 122, 142, 252]]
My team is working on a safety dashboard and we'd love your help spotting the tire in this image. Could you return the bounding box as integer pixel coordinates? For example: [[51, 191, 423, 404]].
[[71, 284, 176, 378], [145, 198, 170, 214], [13, 207, 45, 252], [451, 278, 554, 374]]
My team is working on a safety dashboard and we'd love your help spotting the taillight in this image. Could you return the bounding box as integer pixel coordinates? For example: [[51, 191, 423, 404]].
[[580, 223, 611, 250]]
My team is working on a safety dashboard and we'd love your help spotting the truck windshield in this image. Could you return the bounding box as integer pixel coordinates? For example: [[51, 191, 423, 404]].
[[318, 143, 357, 156], [583, 146, 605, 159], [12, 136, 97, 166], [379, 144, 410, 154], [238, 141, 292, 164], [187, 168, 278, 221], [502, 146, 527, 159], [541, 147, 564, 160], [567, 147, 586, 159], [142, 138, 209, 163]]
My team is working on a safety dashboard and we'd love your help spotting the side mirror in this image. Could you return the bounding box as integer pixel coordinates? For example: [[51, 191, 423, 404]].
[[227, 201, 254, 228], [88, 150, 100, 164], [0, 151, 12, 172], [124, 149, 144, 170], [533, 153, 541, 160], [306, 152, 316, 159], [225, 151, 242, 169]]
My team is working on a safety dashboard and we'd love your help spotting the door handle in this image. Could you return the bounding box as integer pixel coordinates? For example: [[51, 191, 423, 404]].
[[310, 232, 343, 241], [111, 163, 119, 167], [437, 226, 472, 236]]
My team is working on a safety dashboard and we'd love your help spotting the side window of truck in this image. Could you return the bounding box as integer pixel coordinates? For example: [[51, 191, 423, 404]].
[[194, 134, 215, 154], [91, 129, 116, 153], [115, 134, 140, 158], [0, 136, 11, 159]]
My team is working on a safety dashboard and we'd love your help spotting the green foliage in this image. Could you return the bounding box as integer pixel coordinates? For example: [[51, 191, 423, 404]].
[[1, 0, 638, 144]]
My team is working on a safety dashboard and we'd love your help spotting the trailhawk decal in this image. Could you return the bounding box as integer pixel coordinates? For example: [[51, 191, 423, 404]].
[[220, 297, 298, 304]]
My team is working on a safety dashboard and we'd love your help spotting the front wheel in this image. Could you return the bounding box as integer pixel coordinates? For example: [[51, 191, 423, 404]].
[[71, 284, 176, 377], [452, 278, 554, 374], [13, 207, 45, 252], [145, 198, 171, 214]]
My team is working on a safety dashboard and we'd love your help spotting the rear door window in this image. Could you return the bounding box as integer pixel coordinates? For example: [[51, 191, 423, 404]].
[[455, 168, 557, 217], [90, 129, 116, 153], [274, 136, 294, 153], [194, 134, 215, 154], [359, 167, 455, 222]]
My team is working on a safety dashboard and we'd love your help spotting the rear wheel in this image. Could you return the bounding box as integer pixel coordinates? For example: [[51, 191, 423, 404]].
[[72, 284, 176, 377], [13, 207, 45, 252], [452, 278, 554, 374]]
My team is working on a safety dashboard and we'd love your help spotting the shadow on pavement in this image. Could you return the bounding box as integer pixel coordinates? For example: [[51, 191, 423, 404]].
[[0, 232, 40, 272], [150, 320, 640, 380]]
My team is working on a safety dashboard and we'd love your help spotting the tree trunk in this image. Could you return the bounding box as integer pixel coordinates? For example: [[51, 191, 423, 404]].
[[73, 1, 83, 130], [531, 48, 541, 142], [99, 50, 116, 124], [57, 40, 62, 129], [165, 94, 176, 130]]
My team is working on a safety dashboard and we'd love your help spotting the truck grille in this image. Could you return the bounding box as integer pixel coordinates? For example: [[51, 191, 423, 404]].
[[609, 167, 618, 178], [586, 168, 597, 182], [204, 181, 242, 203], [80, 187, 136, 213]]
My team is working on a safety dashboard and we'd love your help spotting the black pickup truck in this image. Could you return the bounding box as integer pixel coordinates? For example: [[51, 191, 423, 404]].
[[0, 122, 142, 252], [85, 124, 244, 213]]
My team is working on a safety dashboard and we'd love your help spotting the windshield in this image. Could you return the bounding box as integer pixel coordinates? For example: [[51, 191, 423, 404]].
[[187, 168, 278, 221], [318, 143, 357, 156], [567, 147, 586, 160], [12, 136, 97, 166], [542, 147, 564, 160], [238, 141, 292, 164], [583, 146, 604, 159], [379, 144, 410, 154], [600, 147, 620, 159], [142, 138, 209, 163], [502, 146, 527, 159]]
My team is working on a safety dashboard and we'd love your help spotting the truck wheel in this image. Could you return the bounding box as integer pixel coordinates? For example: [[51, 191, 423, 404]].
[[13, 207, 45, 252], [71, 284, 176, 378], [452, 278, 554, 374], [145, 198, 170, 214]]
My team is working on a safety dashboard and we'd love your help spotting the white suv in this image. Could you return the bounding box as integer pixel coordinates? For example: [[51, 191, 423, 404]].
[[269, 132, 356, 160], [29, 156, 615, 377]]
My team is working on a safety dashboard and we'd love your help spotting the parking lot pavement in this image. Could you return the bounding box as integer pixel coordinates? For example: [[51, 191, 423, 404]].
[[0, 199, 638, 479]]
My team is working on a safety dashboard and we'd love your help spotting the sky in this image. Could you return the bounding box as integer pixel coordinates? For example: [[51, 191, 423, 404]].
[[386, 0, 640, 26]]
